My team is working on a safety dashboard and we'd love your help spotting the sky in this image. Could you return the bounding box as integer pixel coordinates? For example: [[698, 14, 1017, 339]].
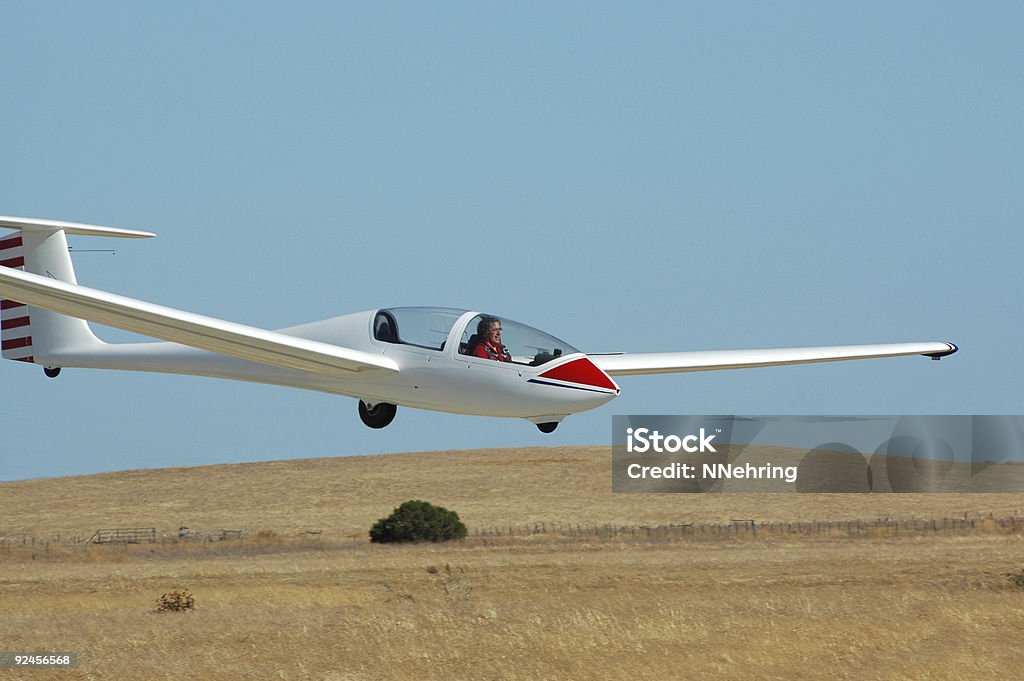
[[1, 2, 1021, 481]]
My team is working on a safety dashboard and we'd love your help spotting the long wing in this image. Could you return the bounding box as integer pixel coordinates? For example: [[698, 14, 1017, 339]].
[[591, 342, 958, 376], [0, 266, 398, 375]]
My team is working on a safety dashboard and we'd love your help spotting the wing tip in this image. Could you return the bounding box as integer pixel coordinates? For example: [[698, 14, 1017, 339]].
[[924, 342, 959, 360]]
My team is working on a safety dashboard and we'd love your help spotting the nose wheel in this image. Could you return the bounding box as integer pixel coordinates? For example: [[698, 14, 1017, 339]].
[[358, 400, 397, 429]]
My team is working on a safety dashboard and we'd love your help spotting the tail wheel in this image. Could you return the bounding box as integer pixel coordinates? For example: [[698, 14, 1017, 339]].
[[359, 401, 397, 429]]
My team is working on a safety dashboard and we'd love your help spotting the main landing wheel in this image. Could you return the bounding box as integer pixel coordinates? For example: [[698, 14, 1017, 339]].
[[536, 422, 558, 434], [43, 367, 62, 378], [358, 400, 397, 429]]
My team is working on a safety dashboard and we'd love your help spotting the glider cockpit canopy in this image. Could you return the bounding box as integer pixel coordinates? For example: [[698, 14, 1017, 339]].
[[373, 307, 579, 366]]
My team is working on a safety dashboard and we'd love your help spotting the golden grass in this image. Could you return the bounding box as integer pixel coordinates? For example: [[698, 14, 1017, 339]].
[[2, 446, 1023, 680], [2, 446, 1022, 540], [3, 536, 1023, 680]]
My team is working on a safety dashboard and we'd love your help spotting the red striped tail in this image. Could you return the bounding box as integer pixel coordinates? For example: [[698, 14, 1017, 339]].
[[0, 233, 35, 363]]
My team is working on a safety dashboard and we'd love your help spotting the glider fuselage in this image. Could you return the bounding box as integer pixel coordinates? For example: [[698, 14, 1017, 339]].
[[46, 308, 621, 422]]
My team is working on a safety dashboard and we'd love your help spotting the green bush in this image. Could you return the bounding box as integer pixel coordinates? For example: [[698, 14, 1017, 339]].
[[369, 500, 467, 544]]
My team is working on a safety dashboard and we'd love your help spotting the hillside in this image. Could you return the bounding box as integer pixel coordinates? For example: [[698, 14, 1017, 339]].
[[2, 446, 1023, 680], [2, 446, 1020, 541]]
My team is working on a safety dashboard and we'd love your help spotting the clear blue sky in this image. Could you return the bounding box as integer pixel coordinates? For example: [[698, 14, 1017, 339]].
[[1, 3, 1020, 480]]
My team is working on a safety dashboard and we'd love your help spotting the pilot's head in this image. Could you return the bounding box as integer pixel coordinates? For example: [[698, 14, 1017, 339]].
[[478, 316, 502, 341]]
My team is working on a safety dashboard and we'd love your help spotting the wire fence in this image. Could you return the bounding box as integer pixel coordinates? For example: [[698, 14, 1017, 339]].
[[470, 515, 1024, 541], [0, 514, 1021, 556]]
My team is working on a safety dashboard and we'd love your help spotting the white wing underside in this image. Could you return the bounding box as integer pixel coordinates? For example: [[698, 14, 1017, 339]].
[[0, 266, 398, 375], [591, 342, 957, 376]]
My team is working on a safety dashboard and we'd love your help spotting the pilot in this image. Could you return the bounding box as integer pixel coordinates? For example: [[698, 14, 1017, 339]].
[[471, 316, 512, 362]]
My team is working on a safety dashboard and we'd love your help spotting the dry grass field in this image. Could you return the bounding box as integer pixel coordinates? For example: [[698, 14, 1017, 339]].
[[2, 446, 1023, 680]]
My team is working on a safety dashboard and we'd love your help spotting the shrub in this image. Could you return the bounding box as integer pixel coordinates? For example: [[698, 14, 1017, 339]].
[[1005, 568, 1024, 590], [156, 589, 195, 612], [369, 500, 467, 544], [255, 529, 280, 543]]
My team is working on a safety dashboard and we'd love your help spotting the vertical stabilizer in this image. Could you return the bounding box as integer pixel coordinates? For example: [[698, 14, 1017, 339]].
[[0, 232, 35, 363], [1, 228, 102, 363], [0, 216, 155, 366]]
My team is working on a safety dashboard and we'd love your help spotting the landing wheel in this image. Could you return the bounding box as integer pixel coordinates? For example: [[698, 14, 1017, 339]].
[[43, 367, 61, 379], [536, 422, 558, 434], [358, 401, 397, 429]]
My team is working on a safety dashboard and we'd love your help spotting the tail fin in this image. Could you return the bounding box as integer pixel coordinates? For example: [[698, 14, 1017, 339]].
[[0, 231, 35, 363], [0, 216, 155, 365]]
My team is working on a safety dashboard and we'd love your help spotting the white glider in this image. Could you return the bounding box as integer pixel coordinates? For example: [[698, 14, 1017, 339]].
[[0, 216, 957, 432]]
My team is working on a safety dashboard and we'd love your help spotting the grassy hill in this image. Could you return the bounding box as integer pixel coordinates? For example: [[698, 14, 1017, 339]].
[[2, 447, 1023, 681], [2, 445, 1020, 541]]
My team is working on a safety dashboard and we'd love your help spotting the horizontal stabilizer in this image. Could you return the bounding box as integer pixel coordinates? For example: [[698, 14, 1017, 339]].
[[0, 266, 398, 375], [591, 342, 958, 376], [0, 215, 155, 239]]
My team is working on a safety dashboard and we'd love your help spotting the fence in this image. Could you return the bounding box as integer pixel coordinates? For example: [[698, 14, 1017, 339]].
[[471, 515, 1024, 541], [89, 528, 158, 544], [1, 515, 1021, 556]]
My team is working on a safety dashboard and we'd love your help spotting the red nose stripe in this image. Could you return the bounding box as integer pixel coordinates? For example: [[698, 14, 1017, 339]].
[[538, 357, 618, 391]]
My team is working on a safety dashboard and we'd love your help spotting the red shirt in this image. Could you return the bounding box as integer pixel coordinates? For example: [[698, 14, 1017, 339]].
[[472, 340, 511, 362]]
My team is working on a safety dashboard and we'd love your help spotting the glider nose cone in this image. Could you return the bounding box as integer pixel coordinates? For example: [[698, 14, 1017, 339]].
[[537, 356, 621, 394]]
